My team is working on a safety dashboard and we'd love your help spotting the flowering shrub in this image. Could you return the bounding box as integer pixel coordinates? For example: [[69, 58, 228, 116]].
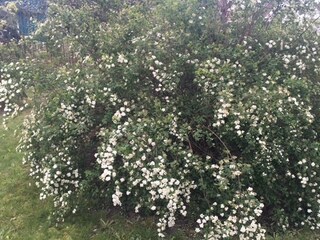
[[1, 0, 320, 239]]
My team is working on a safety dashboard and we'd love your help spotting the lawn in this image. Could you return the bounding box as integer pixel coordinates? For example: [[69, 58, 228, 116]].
[[0, 114, 319, 240], [0, 114, 163, 240]]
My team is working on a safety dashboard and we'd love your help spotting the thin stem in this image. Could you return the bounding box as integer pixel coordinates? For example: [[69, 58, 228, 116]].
[[204, 126, 232, 158]]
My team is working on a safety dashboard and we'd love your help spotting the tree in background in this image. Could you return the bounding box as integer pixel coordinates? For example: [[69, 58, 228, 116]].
[[0, 2, 19, 42]]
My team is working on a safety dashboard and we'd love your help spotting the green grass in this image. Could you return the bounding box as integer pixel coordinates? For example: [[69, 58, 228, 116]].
[[267, 230, 320, 240], [0, 114, 319, 240], [0, 114, 167, 240]]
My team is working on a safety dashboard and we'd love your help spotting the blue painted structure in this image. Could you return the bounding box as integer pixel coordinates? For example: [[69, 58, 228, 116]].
[[0, 0, 47, 36], [17, 0, 47, 35]]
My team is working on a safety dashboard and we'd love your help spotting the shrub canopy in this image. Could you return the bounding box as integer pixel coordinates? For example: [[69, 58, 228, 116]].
[[1, 0, 320, 239]]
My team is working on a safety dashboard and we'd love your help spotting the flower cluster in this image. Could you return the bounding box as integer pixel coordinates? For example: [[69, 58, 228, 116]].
[[196, 188, 266, 240], [0, 61, 30, 124]]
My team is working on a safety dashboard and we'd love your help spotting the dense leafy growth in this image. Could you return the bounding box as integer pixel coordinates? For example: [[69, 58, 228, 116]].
[[1, 0, 320, 239]]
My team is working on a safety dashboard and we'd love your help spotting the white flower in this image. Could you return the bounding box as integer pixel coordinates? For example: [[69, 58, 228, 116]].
[[117, 54, 128, 64], [240, 225, 246, 233]]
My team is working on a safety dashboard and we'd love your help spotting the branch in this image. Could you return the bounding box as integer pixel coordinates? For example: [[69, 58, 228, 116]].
[[204, 126, 232, 158]]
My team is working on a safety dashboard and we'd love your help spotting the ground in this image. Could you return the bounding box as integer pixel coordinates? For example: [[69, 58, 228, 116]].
[[0, 113, 319, 240]]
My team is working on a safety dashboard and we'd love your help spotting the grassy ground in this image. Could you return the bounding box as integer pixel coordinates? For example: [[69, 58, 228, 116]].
[[0, 114, 164, 240], [0, 114, 320, 240]]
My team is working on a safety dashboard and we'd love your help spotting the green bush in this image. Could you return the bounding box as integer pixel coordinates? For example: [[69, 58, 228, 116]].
[[1, 0, 320, 239]]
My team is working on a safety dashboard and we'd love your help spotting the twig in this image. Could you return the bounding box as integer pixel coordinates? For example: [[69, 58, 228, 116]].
[[204, 126, 232, 158]]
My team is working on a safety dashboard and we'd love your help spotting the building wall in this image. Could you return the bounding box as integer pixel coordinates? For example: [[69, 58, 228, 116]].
[[0, 0, 47, 36], [18, 0, 47, 36]]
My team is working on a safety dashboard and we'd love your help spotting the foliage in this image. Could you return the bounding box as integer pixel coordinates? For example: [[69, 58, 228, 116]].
[[0, 114, 319, 240], [1, 0, 320, 239]]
